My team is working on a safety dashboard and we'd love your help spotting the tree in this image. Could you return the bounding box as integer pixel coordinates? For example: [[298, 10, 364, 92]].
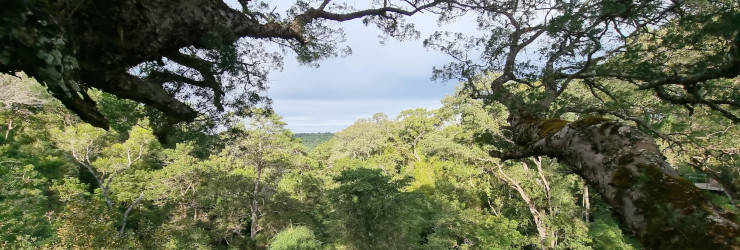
[[4, 0, 740, 247], [1, 0, 445, 132], [0, 164, 53, 248], [396, 108, 440, 162], [329, 168, 428, 249], [147, 143, 232, 248], [426, 0, 740, 247], [51, 178, 122, 248], [51, 124, 158, 236], [0, 73, 48, 142], [221, 111, 305, 240], [269, 226, 321, 250], [431, 91, 596, 249], [330, 113, 394, 162], [0, 73, 46, 108]]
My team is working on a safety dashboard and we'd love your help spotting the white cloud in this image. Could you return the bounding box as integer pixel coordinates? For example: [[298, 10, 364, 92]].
[[274, 98, 444, 133], [267, 12, 475, 132], [224, 0, 478, 132]]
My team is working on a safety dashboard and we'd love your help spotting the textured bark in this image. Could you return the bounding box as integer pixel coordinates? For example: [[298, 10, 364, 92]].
[[60, 0, 271, 127], [494, 114, 740, 249]]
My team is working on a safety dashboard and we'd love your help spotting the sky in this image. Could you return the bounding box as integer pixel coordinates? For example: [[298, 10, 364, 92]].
[[228, 1, 470, 133]]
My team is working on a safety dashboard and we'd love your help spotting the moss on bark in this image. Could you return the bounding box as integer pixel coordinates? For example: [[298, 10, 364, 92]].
[[611, 163, 739, 249]]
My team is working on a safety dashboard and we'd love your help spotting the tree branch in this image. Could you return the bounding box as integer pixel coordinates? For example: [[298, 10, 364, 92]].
[[119, 191, 145, 235]]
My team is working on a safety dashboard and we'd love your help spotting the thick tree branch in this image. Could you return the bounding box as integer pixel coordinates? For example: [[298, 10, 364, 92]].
[[489, 113, 740, 248], [3, 0, 448, 129], [85, 70, 199, 123]]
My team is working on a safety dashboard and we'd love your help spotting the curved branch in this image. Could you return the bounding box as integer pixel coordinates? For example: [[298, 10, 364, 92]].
[[163, 52, 225, 111], [299, 0, 446, 23]]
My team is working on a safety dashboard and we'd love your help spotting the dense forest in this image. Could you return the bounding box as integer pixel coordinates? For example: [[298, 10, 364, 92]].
[[1, 74, 647, 249], [294, 133, 334, 150], [2, 0, 740, 249], [2, 72, 738, 249]]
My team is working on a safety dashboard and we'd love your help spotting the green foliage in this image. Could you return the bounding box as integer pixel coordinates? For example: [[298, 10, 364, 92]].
[[51, 178, 121, 249], [329, 113, 393, 161], [0, 164, 52, 248], [0, 75, 672, 249], [424, 198, 527, 249], [294, 132, 334, 150], [588, 195, 640, 250], [269, 226, 321, 250], [92, 91, 146, 139], [3, 1, 739, 245], [329, 168, 428, 249]]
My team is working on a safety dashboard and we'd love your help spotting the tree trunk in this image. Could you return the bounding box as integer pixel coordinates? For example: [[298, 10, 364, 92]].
[[583, 183, 590, 223], [119, 192, 144, 235], [250, 162, 263, 239], [79, 162, 113, 209], [495, 114, 740, 249], [534, 157, 552, 214], [4, 119, 13, 140], [412, 136, 422, 162], [494, 162, 550, 250], [533, 157, 556, 249]]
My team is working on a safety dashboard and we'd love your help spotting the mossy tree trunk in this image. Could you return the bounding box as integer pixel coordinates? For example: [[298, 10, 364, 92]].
[[494, 114, 740, 249]]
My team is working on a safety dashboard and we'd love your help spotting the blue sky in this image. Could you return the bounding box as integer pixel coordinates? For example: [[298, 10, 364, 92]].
[[232, 1, 467, 133]]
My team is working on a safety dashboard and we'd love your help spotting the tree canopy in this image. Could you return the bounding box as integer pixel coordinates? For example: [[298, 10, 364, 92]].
[[2, 0, 740, 248], [1, 0, 443, 131]]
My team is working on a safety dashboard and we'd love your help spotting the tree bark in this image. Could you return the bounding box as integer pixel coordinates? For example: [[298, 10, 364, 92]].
[[494, 114, 740, 249]]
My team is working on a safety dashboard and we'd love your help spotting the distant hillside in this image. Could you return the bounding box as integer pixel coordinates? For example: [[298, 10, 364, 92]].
[[295, 132, 334, 150]]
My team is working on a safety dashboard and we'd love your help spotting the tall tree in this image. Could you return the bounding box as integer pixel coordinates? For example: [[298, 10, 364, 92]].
[[52, 124, 158, 236], [329, 168, 428, 249], [426, 0, 740, 247], [0, 73, 48, 142], [330, 113, 394, 161], [221, 111, 304, 240], [396, 108, 440, 162]]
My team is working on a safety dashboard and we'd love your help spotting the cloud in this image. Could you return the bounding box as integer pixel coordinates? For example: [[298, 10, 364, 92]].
[[274, 98, 445, 133], [267, 15, 466, 132], [224, 0, 478, 132]]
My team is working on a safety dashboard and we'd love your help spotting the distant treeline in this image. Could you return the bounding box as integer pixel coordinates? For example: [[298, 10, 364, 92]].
[[295, 132, 334, 150]]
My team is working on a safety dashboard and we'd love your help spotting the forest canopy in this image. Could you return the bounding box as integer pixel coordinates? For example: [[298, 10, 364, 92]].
[[1, 0, 740, 249]]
